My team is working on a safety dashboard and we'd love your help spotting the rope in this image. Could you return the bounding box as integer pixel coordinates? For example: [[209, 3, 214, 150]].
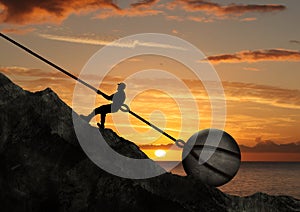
[[0, 32, 184, 147], [1, 33, 236, 180], [120, 104, 177, 142], [0, 33, 98, 94]]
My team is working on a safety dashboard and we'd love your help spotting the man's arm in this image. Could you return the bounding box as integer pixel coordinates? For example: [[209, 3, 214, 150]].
[[97, 90, 114, 101]]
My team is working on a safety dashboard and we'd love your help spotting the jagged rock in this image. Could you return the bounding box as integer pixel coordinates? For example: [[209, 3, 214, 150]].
[[0, 73, 299, 212]]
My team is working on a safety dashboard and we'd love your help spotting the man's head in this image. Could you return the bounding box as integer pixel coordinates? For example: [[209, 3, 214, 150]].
[[117, 82, 126, 90]]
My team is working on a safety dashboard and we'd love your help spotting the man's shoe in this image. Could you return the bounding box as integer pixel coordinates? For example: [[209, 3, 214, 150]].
[[97, 123, 105, 129]]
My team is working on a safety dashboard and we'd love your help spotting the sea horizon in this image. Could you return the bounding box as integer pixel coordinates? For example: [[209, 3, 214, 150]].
[[156, 161, 300, 199]]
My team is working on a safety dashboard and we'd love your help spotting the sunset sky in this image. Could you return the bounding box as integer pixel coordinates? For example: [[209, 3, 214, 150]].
[[1, 0, 300, 161]]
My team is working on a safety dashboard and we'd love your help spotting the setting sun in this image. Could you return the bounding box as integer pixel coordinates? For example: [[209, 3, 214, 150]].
[[154, 149, 166, 158]]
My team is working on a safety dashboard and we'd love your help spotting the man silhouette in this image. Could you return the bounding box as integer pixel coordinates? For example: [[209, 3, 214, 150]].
[[80, 82, 126, 129]]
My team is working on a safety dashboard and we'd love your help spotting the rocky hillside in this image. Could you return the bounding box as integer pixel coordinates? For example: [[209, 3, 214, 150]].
[[0, 73, 299, 211]]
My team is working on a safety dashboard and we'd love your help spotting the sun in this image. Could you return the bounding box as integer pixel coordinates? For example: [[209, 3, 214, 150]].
[[154, 149, 166, 158]]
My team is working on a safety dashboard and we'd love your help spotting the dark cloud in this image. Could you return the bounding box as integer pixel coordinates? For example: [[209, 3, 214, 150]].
[[169, 0, 286, 15], [290, 40, 300, 45], [0, 0, 117, 24], [221, 4, 286, 15], [240, 140, 300, 153], [139, 143, 174, 150], [131, 0, 159, 8], [0, 0, 286, 25], [0, 0, 163, 23], [206, 49, 300, 63]]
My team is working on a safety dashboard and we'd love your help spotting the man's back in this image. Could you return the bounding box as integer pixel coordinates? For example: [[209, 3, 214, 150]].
[[111, 90, 126, 112]]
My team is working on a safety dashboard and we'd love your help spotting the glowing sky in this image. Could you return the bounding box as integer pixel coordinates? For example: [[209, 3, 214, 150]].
[[1, 0, 300, 161]]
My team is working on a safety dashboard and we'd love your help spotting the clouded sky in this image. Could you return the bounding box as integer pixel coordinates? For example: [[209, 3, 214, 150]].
[[1, 0, 300, 161]]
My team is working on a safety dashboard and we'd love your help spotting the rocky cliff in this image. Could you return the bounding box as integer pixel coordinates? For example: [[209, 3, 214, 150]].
[[0, 73, 299, 212]]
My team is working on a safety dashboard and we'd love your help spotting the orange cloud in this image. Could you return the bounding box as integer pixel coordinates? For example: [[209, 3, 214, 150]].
[[95, 7, 163, 19], [206, 49, 300, 64], [242, 67, 259, 72], [187, 15, 213, 23], [94, 0, 163, 19], [164, 1, 285, 22], [240, 17, 257, 22], [0, 66, 76, 104], [0, 0, 163, 24], [166, 15, 184, 21], [222, 81, 300, 110], [172, 29, 178, 34], [1, 27, 35, 34], [0, 66, 64, 77], [0, 0, 286, 25], [0, 0, 117, 24]]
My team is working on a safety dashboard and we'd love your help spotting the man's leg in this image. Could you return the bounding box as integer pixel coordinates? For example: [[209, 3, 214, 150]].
[[80, 105, 106, 123], [100, 113, 106, 129], [95, 104, 111, 128]]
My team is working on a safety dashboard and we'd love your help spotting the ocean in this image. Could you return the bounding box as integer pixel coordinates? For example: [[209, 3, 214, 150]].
[[157, 161, 300, 199]]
